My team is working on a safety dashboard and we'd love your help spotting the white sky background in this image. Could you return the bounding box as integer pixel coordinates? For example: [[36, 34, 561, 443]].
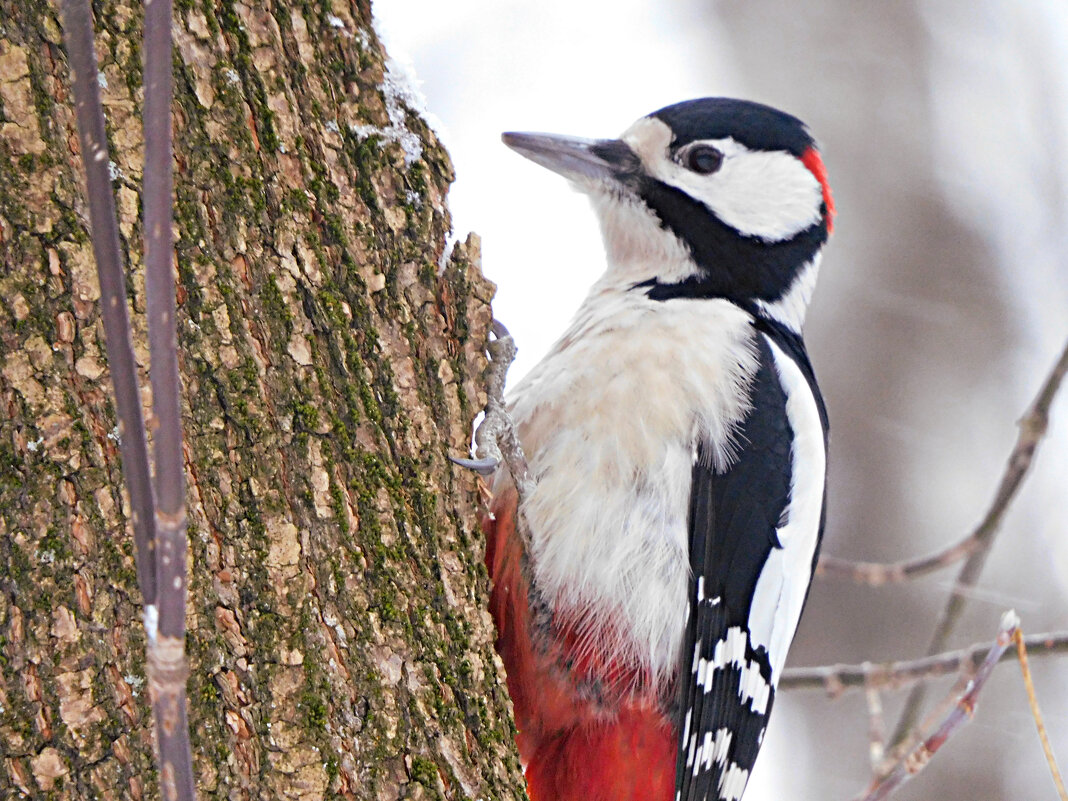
[[375, 0, 740, 380], [374, 1, 1068, 799]]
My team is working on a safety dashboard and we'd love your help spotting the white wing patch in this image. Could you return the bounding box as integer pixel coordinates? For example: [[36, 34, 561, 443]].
[[747, 335, 827, 684]]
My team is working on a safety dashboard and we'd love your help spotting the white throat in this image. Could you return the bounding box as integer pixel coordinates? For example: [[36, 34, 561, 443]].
[[587, 188, 702, 288]]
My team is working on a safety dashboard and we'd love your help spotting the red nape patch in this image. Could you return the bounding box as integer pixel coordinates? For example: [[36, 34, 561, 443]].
[[801, 147, 836, 234]]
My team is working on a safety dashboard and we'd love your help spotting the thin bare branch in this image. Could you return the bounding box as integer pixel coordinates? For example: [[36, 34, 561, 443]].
[[819, 335, 1068, 587], [779, 630, 1068, 693], [817, 539, 983, 586], [141, 0, 196, 795], [864, 684, 887, 777], [143, 0, 183, 533], [890, 337, 1068, 745], [62, 0, 196, 796], [1014, 629, 1068, 801], [855, 611, 1019, 801], [60, 0, 158, 606], [879, 668, 972, 779]]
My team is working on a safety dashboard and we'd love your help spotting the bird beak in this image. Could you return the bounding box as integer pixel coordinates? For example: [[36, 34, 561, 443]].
[[502, 132, 635, 183]]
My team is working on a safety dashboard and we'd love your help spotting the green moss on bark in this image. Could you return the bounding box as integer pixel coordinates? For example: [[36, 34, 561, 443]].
[[1, 1, 521, 799]]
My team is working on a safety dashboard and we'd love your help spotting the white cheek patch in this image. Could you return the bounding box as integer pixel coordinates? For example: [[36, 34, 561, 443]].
[[674, 140, 822, 241], [621, 118, 824, 243]]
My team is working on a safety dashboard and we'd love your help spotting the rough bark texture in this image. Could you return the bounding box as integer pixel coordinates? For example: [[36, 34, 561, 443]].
[[0, 2, 526, 799]]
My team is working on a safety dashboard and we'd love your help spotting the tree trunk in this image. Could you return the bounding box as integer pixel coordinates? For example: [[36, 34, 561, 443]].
[[0, 2, 526, 799]]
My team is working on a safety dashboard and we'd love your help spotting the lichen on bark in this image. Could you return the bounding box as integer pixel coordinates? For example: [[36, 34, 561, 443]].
[[0, 1, 525, 799]]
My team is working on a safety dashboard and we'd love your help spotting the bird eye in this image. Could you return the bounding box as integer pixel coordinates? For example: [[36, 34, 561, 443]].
[[684, 145, 723, 175]]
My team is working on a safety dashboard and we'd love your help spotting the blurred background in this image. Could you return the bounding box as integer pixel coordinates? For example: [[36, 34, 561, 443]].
[[374, 1, 1068, 798]]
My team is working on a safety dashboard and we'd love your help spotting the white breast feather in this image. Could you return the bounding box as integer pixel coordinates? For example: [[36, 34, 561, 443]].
[[504, 285, 758, 689]]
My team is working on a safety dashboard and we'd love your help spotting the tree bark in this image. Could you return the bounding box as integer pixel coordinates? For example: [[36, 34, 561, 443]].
[[0, 2, 526, 799]]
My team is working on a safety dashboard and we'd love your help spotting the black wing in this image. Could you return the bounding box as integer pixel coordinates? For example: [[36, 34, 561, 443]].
[[675, 330, 825, 801]]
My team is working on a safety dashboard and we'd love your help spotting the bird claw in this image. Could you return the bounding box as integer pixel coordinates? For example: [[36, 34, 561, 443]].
[[449, 455, 500, 477]]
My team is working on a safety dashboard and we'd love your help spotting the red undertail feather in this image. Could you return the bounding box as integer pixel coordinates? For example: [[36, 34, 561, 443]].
[[484, 488, 676, 801]]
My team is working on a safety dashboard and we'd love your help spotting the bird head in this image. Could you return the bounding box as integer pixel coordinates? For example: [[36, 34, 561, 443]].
[[503, 98, 835, 332]]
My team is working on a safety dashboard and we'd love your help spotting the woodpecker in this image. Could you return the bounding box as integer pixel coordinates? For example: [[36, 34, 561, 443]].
[[482, 98, 833, 801]]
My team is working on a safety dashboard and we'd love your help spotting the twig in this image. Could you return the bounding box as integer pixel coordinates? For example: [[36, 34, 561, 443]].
[[142, 0, 196, 797], [855, 611, 1020, 801], [779, 630, 1068, 693], [60, 0, 158, 608], [817, 539, 983, 586], [61, 1, 196, 797], [889, 337, 1068, 746], [865, 684, 887, 776], [1014, 629, 1068, 801], [874, 663, 978, 780], [819, 335, 1068, 587]]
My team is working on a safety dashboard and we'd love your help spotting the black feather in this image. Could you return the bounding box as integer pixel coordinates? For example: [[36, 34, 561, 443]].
[[651, 98, 814, 158], [675, 332, 811, 801]]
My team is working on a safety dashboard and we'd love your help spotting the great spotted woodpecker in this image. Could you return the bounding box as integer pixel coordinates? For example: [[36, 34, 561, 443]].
[[482, 98, 833, 801]]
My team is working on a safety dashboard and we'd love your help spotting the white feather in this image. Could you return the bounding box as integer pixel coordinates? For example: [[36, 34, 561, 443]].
[[588, 188, 704, 286], [719, 763, 751, 801], [504, 280, 758, 689], [746, 335, 826, 683], [705, 627, 772, 714], [712, 728, 733, 767]]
